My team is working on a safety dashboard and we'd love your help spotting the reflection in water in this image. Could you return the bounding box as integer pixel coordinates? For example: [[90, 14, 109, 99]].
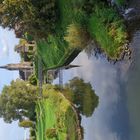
[[62, 28, 140, 140], [62, 52, 130, 140], [125, 31, 140, 140], [57, 29, 140, 140], [64, 77, 99, 117]]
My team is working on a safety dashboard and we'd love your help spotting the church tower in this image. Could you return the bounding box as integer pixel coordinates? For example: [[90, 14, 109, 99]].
[[0, 62, 33, 80]]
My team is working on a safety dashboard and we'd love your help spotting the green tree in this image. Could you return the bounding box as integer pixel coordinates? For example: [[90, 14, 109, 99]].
[[0, 0, 57, 38], [0, 79, 39, 123], [64, 77, 99, 117]]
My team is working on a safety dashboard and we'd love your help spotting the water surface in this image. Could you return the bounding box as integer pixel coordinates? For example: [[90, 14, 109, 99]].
[[60, 29, 140, 140]]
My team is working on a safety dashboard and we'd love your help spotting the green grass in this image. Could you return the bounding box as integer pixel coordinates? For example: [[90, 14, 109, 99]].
[[88, 3, 128, 60], [116, 0, 126, 6], [36, 36, 80, 71], [35, 85, 81, 140], [34, 0, 128, 74], [35, 0, 87, 71], [36, 35, 68, 68], [57, 0, 86, 30]]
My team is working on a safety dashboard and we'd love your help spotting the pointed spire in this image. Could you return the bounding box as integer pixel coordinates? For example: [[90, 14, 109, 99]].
[[0, 62, 33, 71], [0, 65, 8, 69]]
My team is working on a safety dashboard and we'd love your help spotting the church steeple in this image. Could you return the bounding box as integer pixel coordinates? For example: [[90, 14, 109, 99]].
[[0, 62, 33, 80], [0, 62, 33, 71], [0, 65, 7, 69]]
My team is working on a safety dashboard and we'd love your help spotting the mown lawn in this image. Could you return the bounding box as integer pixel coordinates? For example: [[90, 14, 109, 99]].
[[36, 38, 80, 70]]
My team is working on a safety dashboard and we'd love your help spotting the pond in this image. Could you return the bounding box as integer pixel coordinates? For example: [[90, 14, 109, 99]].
[[58, 29, 140, 140]]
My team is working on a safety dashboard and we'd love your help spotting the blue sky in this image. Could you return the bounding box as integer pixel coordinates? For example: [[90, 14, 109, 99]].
[[0, 27, 25, 140]]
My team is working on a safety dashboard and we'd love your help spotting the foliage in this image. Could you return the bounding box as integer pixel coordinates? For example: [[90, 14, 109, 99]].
[[37, 35, 68, 68], [88, 3, 128, 60], [35, 0, 129, 67], [30, 127, 36, 140], [0, 0, 57, 38], [36, 36, 80, 71], [0, 0, 129, 60], [46, 128, 57, 139], [64, 23, 90, 49], [115, 0, 126, 6], [19, 120, 34, 128], [82, 0, 95, 15], [28, 74, 37, 85], [0, 79, 39, 123], [57, 0, 86, 30], [64, 77, 99, 117]]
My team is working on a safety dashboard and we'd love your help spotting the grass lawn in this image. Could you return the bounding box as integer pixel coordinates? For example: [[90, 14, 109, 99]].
[[36, 36, 80, 71], [35, 85, 82, 140]]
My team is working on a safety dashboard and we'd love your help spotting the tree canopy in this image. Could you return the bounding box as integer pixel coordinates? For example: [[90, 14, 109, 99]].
[[0, 0, 57, 38], [0, 79, 39, 123]]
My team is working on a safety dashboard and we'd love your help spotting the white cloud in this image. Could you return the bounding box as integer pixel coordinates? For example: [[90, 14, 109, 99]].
[[1, 37, 9, 56]]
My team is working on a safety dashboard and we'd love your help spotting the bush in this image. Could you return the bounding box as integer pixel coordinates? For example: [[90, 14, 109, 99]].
[[46, 128, 57, 139], [28, 74, 37, 85], [19, 120, 34, 128], [87, 3, 128, 60], [64, 23, 90, 49], [30, 128, 36, 140]]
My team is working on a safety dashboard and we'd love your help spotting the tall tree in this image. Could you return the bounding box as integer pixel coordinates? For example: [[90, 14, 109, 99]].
[[0, 79, 39, 123], [0, 0, 57, 38]]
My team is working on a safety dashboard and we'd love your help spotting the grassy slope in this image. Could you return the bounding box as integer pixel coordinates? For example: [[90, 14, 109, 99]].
[[36, 38, 81, 70], [36, 0, 86, 70], [88, 3, 128, 60], [36, 0, 128, 73], [36, 86, 81, 140], [36, 36, 68, 69]]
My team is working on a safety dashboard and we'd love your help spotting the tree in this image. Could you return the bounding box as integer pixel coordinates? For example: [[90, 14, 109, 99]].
[[0, 0, 57, 38], [64, 77, 99, 117], [0, 79, 39, 123]]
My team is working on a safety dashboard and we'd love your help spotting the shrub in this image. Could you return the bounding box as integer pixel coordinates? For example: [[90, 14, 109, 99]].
[[64, 23, 90, 49], [30, 128, 36, 140], [87, 3, 128, 60], [19, 120, 34, 128], [28, 74, 37, 85], [46, 128, 57, 138]]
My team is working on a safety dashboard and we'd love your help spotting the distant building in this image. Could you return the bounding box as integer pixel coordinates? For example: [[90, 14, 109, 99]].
[[15, 41, 35, 54], [15, 40, 36, 61], [0, 62, 33, 80]]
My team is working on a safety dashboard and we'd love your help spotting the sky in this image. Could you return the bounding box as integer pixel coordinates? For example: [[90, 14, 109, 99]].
[[0, 27, 25, 140]]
